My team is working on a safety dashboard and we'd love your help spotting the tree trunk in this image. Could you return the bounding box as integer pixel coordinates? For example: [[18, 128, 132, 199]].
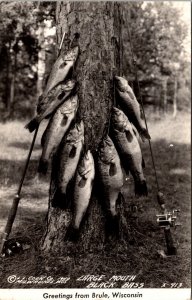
[[37, 23, 46, 98], [41, 2, 129, 256], [162, 76, 168, 116], [172, 76, 177, 118], [6, 51, 17, 118]]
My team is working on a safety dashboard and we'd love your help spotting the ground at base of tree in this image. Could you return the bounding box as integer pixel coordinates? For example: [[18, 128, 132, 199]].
[[0, 112, 190, 288]]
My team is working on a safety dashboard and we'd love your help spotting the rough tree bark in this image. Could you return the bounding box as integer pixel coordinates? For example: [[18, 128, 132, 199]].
[[41, 2, 129, 255]]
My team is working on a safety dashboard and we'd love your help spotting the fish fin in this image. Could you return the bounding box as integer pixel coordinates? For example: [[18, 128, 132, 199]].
[[41, 130, 47, 146], [109, 162, 117, 176], [106, 214, 120, 239], [116, 192, 124, 206], [139, 128, 151, 141], [61, 114, 68, 126], [51, 189, 69, 209], [65, 225, 79, 242], [125, 130, 133, 142], [38, 158, 49, 175], [134, 180, 148, 198], [142, 156, 145, 169], [78, 176, 87, 188], [132, 127, 138, 137], [69, 145, 77, 158], [25, 118, 39, 132]]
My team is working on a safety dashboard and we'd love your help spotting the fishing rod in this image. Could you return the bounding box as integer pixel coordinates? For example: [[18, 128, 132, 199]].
[[0, 31, 66, 256], [126, 18, 181, 255]]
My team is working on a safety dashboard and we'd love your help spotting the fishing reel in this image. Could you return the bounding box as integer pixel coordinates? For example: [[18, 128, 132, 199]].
[[1, 238, 23, 257], [156, 209, 181, 228]]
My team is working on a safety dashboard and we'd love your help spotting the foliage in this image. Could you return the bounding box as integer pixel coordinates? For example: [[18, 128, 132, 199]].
[[0, 1, 56, 119], [122, 1, 190, 110], [0, 1, 190, 119]]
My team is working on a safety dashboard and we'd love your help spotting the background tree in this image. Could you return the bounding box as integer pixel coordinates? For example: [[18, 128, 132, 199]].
[[0, 1, 190, 120], [0, 1, 56, 120], [121, 1, 190, 114]]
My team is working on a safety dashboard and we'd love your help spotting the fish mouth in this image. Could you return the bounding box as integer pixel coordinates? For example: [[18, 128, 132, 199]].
[[112, 106, 120, 113], [63, 80, 76, 91], [103, 137, 113, 147]]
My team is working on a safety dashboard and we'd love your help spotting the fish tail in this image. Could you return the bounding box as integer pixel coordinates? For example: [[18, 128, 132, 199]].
[[25, 117, 39, 132], [140, 128, 151, 141], [134, 179, 148, 197], [106, 214, 120, 238], [38, 158, 49, 175], [65, 225, 79, 242], [78, 176, 87, 188], [142, 156, 145, 169], [51, 189, 69, 209], [109, 162, 117, 176]]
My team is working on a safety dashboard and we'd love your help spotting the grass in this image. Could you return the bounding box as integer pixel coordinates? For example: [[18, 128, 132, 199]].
[[0, 112, 190, 289]]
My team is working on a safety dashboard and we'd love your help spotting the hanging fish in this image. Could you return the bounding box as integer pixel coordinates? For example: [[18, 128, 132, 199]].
[[25, 79, 76, 132], [72, 150, 95, 232], [131, 123, 140, 141], [38, 94, 79, 175], [42, 46, 79, 98], [111, 107, 148, 197], [53, 121, 84, 208], [131, 123, 145, 169], [41, 125, 47, 147], [114, 76, 150, 141], [97, 136, 124, 217]]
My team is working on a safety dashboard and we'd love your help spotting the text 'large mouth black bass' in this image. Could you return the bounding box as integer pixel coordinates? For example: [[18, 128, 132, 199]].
[[52, 121, 84, 208], [97, 135, 124, 217], [25, 79, 76, 132], [38, 94, 79, 175], [111, 106, 148, 197], [114, 76, 151, 142]]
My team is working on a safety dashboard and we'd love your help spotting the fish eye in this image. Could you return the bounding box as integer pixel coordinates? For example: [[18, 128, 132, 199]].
[[58, 91, 66, 100], [59, 61, 67, 69]]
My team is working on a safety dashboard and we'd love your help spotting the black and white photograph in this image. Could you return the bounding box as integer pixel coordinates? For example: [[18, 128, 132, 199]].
[[0, 1, 191, 299]]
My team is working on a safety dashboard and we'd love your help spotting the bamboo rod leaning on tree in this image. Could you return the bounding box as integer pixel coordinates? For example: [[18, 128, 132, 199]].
[[0, 31, 67, 256], [0, 127, 39, 255]]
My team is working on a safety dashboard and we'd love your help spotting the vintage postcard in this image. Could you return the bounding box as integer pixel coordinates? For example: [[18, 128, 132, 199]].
[[0, 1, 191, 300]]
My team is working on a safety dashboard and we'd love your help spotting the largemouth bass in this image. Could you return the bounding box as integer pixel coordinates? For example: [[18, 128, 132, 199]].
[[42, 46, 79, 97], [111, 106, 148, 197], [72, 150, 95, 231], [25, 79, 76, 132], [115, 76, 150, 141], [97, 136, 123, 217], [53, 121, 84, 207], [38, 94, 79, 175]]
